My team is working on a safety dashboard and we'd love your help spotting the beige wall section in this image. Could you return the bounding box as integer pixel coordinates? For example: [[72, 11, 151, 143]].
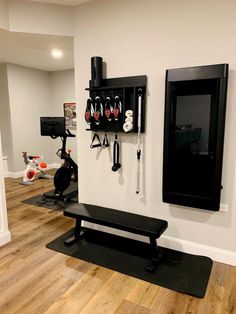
[[0, 131, 11, 246], [50, 69, 77, 161], [0, 65, 76, 173], [74, 0, 236, 254], [8, 0, 74, 36], [0, 64, 13, 170], [6, 64, 58, 172], [0, 0, 9, 30]]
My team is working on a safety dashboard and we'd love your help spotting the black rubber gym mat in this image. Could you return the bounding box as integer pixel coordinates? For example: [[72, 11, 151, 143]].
[[22, 191, 78, 211], [46, 227, 213, 298]]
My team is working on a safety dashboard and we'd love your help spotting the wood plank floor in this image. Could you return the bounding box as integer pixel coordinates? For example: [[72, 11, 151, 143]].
[[0, 176, 236, 314]]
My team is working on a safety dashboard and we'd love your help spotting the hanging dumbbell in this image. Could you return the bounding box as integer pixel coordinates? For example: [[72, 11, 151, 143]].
[[85, 97, 94, 124], [104, 96, 113, 121], [94, 96, 103, 125], [113, 96, 122, 121]]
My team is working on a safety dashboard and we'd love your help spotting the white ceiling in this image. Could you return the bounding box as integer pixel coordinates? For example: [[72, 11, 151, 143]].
[[29, 0, 92, 6], [0, 29, 74, 72]]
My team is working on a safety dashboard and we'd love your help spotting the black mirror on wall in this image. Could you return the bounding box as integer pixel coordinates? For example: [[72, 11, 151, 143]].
[[163, 64, 229, 211]]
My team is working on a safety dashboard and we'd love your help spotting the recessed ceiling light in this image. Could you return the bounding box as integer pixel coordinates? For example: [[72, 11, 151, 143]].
[[51, 49, 63, 59]]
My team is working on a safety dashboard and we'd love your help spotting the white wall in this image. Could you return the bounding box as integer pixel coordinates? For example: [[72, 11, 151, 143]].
[[6, 64, 58, 172], [50, 69, 77, 161], [8, 0, 74, 36], [0, 0, 9, 30], [0, 64, 14, 170], [0, 131, 11, 246], [74, 0, 236, 263]]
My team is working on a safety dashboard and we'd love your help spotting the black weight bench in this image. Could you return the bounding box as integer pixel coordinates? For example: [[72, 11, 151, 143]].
[[64, 203, 168, 273]]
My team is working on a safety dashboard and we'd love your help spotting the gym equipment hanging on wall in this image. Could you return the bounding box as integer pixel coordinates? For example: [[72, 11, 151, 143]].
[[85, 56, 146, 134], [85, 56, 147, 182], [91, 56, 103, 88], [104, 97, 113, 121], [123, 110, 134, 132], [136, 88, 143, 194], [85, 97, 94, 124], [94, 96, 103, 125], [90, 132, 102, 148], [113, 96, 122, 121], [112, 133, 121, 172], [103, 133, 109, 148]]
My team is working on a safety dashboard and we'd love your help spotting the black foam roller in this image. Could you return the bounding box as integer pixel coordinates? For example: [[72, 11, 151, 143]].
[[91, 56, 103, 88]]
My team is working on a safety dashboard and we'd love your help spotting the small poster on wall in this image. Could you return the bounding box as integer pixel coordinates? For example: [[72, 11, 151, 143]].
[[64, 102, 76, 129]]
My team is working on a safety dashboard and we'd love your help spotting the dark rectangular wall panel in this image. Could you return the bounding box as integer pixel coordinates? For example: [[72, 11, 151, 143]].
[[163, 64, 228, 211]]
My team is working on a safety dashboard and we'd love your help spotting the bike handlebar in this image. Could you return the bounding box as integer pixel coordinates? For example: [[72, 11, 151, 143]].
[[50, 129, 76, 140]]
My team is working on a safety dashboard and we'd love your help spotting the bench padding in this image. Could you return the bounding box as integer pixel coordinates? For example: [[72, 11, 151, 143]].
[[64, 203, 168, 238]]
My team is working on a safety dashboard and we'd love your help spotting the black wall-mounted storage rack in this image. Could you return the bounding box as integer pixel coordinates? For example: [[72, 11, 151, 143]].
[[85, 75, 147, 133]]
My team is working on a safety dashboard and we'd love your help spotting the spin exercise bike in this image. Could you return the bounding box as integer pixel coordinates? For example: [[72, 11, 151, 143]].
[[40, 117, 78, 203]]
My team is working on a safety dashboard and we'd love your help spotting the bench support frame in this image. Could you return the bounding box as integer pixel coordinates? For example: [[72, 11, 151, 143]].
[[64, 218, 83, 245], [64, 217, 164, 273]]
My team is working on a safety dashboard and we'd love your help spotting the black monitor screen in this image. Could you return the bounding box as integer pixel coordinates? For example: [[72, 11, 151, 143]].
[[40, 117, 65, 137], [163, 63, 229, 211]]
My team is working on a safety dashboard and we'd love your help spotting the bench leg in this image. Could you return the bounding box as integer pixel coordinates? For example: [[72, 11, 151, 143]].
[[145, 237, 163, 273], [64, 218, 85, 246]]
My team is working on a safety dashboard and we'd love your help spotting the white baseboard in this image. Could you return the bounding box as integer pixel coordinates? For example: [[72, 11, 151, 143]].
[[159, 235, 236, 266], [0, 230, 11, 246], [5, 163, 61, 178], [84, 223, 236, 266]]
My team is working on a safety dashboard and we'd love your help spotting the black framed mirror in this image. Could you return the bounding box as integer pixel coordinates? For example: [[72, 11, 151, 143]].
[[163, 64, 229, 211]]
